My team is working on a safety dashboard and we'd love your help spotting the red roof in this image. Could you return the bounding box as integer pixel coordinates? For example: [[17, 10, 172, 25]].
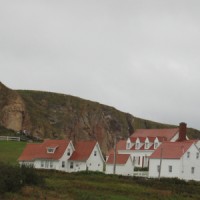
[[150, 141, 194, 159], [140, 144, 155, 150], [106, 154, 131, 165], [69, 140, 96, 161], [18, 139, 71, 161], [107, 140, 126, 155], [130, 137, 137, 143], [131, 128, 178, 141]]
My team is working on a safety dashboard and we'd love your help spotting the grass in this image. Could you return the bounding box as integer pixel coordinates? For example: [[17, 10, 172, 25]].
[[1, 140, 200, 199], [4, 170, 200, 200], [0, 141, 26, 165]]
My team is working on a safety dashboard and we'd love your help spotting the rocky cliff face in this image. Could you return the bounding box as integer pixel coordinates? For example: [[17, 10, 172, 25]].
[[0, 83, 31, 132], [0, 83, 135, 153], [1, 82, 199, 154]]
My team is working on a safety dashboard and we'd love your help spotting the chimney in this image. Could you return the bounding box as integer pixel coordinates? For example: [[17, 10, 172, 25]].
[[178, 122, 187, 141]]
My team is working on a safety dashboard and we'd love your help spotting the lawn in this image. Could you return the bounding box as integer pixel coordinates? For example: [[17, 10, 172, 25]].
[[1, 141, 200, 200], [4, 170, 200, 200], [0, 140, 26, 165]]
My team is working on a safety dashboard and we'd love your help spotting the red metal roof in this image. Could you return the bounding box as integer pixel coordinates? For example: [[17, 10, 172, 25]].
[[69, 140, 96, 161], [150, 141, 194, 159], [106, 154, 131, 165], [18, 139, 70, 161], [107, 140, 126, 155], [131, 128, 178, 141], [140, 144, 155, 150], [130, 137, 137, 143]]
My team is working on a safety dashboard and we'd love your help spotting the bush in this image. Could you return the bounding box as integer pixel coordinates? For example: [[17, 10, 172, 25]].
[[0, 162, 44, 194], [0, 162, 22, 193], [20, 164, 44, 186]]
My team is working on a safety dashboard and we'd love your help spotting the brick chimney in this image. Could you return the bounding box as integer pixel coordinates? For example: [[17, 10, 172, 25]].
[[178, 122, 187, 141]]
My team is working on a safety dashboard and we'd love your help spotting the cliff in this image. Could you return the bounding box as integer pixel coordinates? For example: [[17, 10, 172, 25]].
[[0, 82, 199, 154]]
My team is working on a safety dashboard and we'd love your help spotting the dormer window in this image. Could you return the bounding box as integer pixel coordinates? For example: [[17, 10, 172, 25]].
[[67, 149, 71, 156], [136, 143, 140, 149], [154, 142, 158, 149], [47, 146, 57, 154], [127, 143, 130, 149], [145, 142, 149, 149]]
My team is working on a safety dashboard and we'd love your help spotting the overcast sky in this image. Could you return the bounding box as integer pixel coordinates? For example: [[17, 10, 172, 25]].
[[1, 0, 200, 130]]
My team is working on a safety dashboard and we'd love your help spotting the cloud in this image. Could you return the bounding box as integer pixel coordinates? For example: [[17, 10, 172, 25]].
[[0, 0, 200, 129]]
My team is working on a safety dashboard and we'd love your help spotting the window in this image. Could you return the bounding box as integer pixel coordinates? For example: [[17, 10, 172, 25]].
[[50, 161, 53, 168], [136, 143, 139, 149], [157, 165, 160, 172], [67, 149, 71, 156], [191, 167, 195, 174], [70, 162, 73, 169], [41, 161, 44, 168], [47, 147, 56, 154], [94, 151, 97, 156], [187, 152, 190, 158], [145, 143, 149, 149], [154, 142, 158, 149], [196, 152, 199, 159], [127, 143, 130, 149], [169, 165, 172, 173], [62, 161, 65, 168]]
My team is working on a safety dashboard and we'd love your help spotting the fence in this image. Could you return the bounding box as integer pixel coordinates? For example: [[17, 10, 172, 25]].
[[0, 136, 20, 141]]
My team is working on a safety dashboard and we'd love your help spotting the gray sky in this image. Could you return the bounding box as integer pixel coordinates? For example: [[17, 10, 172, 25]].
[[1, 0, 200, 130]]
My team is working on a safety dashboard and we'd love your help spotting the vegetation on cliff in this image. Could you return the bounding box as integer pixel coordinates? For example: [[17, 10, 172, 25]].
[[0, 82, 199, 153]]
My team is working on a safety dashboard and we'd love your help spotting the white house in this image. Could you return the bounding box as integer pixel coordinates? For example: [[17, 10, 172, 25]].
[[106, 154, 134, 176], [18, 139, 75, 171], [68, 140, 105, 172], [18, 139, 104, 173], [149, 141, 200, 181], [115, 122, 189, 168]]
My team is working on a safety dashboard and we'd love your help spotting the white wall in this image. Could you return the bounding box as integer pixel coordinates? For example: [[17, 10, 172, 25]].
[[68, 161, 87, 172], [119, 149, 153, 168], [180, 145, 200, 181], [149, 144, 200, 181], [106, 157, 134, 176], [149, 159, 180, 178], [59, 142, 75, 171], [67, 143, 105, 173], [86, 144, 104, 172]]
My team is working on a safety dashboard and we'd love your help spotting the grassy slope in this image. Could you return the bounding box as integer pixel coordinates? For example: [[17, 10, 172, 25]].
[[4, 171, 200, 200], [0, 141, 26, 165], [1, 141, 200, 200]]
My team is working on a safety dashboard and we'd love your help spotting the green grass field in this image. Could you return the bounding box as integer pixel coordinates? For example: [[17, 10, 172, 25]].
[[1, 141, 200, 200], [0, 141, 26, 165]]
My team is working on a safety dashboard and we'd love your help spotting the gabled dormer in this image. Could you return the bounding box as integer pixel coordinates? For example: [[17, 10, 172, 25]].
[[144, 138, 150, 149], [47, 146, 58, 154], [154, 137, 159, 149], [126, 138, 132, 150], [135, 138, 140, 149]]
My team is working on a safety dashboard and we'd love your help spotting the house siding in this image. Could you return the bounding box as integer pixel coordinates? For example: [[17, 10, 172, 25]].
[[106, 156, 134, 176], [86, 144, 104, 172], [149, 144, 200, 181]]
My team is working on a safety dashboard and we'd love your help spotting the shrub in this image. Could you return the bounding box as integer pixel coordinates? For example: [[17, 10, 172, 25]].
[[0, 162, 22, 193], [20, 164, 44, 186], [0, 162, 44, 194]]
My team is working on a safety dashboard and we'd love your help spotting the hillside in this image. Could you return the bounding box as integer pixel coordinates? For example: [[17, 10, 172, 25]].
[[0, 82, 200, 154]]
